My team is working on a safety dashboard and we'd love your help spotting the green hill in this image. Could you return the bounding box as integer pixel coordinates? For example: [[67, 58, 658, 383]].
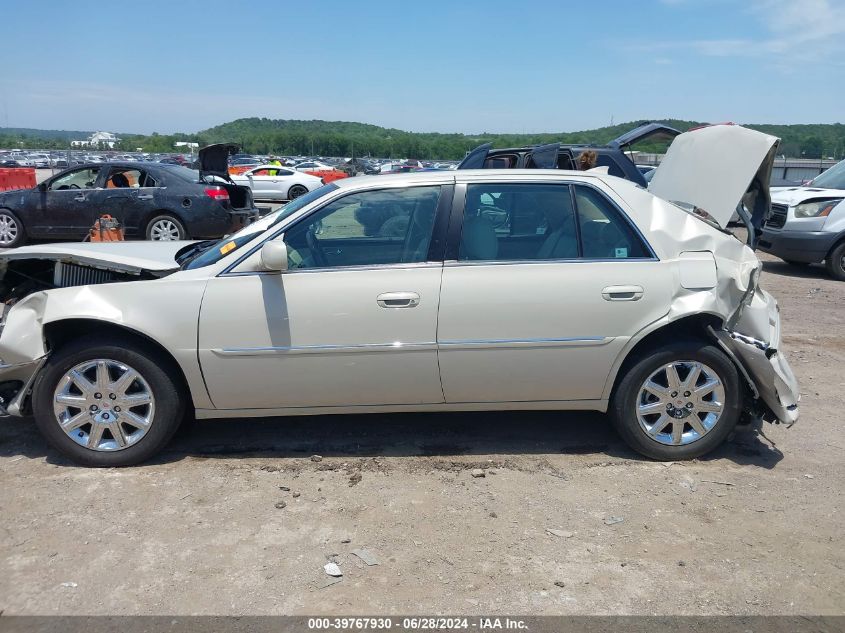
[[3, 118, 844, 159]]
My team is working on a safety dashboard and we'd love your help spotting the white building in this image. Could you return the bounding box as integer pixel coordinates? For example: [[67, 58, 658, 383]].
[[71, 131, 120, 148]]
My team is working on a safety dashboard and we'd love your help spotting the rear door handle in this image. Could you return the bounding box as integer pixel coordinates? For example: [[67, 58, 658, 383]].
[[137, 194, 154, 200], [602, 285, 644, 301], [377, 292, 420, 308], [73, 194, 86, 202]]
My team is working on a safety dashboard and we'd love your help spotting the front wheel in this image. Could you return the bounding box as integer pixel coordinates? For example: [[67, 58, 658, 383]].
[[146, 214, 187, 241], [288, 184, 308, 200], [0, 209, 26, 248], [610, 342, 741, 460], [32, 336, 186, 466], [825, 241, 845, 281]]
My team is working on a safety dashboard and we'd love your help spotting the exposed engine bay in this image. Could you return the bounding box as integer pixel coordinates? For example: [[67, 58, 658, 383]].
[[0, 259, 157, 306]]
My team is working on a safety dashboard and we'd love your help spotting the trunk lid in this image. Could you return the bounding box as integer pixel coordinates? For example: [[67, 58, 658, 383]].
[[199, 143, 240, 182], [607, 122, 681, 150], [648, 124, 779, 230]]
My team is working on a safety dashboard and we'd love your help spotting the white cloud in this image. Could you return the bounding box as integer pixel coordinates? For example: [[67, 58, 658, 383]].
[[624, 0, 845, 68]]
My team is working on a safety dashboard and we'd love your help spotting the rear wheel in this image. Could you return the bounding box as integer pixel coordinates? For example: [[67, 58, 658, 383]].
[[32, 336, 185, 466], [611, 342, 741, 460], [146, 214, 186, 241], [288, 184, 308, 200], [825, 241, 845, 281], [0, 209, 26, 248]]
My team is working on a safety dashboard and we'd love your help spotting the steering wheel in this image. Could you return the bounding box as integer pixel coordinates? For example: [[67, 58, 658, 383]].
[[305, 228, 328, 267], [69, 184, 80, 189]]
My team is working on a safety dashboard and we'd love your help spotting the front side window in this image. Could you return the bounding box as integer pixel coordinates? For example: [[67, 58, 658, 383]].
[[284, 186, 442, 269], [458, 183, 650, 262], [49, 167, 100, 190]]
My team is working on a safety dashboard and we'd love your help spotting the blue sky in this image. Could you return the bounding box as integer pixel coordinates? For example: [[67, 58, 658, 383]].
[[1, 0, 843, 134]]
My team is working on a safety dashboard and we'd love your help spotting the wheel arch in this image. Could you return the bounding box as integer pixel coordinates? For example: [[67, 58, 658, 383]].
[[602, 312, 726, 402], [42, 318, 196, 410]]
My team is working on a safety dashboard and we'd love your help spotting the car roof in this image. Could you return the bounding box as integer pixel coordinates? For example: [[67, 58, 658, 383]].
[[331, 168, 628, 192]]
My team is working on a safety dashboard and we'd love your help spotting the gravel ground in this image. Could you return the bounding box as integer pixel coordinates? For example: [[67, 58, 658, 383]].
[[0, 249, 843, 616]]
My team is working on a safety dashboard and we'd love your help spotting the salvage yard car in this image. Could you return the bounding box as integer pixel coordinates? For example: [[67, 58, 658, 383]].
[[0, 144, 258, 246], [458, 122, 680, 187], [230, 164, 323, 201], [759, 158, 845, 280], [0, 125, 799, 467]]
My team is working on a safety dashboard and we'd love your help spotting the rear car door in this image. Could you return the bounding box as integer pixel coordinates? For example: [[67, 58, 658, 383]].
[[197, 181, 452, 410], [436, 176, 672, 404]]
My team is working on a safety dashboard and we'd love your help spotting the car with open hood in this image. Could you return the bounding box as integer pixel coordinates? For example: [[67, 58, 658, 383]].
[[0, 125, 798, 466], [457, 122, 680, 187], [758, 158, 845, 280], [0, 143, 258, 247]]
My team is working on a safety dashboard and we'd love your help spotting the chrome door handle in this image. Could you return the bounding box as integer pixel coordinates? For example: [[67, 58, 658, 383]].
[[73, 194, 86, 202], [602, 285, 644, 301], [377, 292, 420, 308], [137, 194, 153, 200]]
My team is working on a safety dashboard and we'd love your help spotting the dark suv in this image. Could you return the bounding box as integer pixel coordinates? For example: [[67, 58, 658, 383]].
[[458, 122, 680, 187]]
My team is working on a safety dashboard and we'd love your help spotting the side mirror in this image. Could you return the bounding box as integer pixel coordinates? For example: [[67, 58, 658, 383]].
[[259, 240, 288, 272]]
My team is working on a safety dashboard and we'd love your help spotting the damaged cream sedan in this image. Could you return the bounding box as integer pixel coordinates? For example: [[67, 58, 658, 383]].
[[0, 125, 799, 466]]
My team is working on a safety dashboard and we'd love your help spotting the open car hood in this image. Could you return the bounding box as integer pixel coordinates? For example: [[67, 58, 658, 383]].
[[0, 241, 196, 275], [648, 124, 779, 230], [198, 143, 240, 181], [607, 122, 681, 150]]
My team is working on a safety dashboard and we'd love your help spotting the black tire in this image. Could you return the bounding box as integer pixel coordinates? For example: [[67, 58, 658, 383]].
[[288, 184, 308, 200], [145, 214, 187, 241], [610, 341, 741, 460], [31, 335, 186, 467], [783, 260, 811, 267], [0, 208, 27, 248], [824, 241, 845, 281]]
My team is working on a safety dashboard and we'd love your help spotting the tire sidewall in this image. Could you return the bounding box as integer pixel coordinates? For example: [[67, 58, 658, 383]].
[[146, 214, 186, 241], [288, 185, 307, 200], [825, 241, 845, 281], [0, 209, 26, 248], [611, 343, 742, 460], [32, 338, 185, 467]]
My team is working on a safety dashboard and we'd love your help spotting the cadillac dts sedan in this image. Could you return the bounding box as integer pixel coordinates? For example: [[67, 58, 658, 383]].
[[0, 125, 799, 466]]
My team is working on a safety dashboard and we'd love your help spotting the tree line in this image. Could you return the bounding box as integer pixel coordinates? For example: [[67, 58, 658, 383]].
[[2, 118, 844, 160]]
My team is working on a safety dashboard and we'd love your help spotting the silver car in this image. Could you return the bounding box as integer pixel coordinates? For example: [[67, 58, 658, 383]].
[[0, 125, 799, 466]]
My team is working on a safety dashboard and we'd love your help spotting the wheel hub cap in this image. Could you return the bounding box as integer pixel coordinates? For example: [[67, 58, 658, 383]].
[[636, 360, 725, 446], [53, 359, 156, 452]]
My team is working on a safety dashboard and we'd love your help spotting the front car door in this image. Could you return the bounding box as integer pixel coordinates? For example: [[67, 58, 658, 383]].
[[34, 166, 103, 237], [197, 181, 452, 411], [436, 175, 673, 404]]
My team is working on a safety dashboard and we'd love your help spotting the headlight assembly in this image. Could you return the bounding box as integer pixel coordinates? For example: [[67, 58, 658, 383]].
[[794, 199, 842, 218]]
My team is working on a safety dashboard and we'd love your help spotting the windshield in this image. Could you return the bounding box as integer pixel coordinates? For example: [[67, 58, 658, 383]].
[[182, 183, 338, 270], [810, 159, 845, 190]]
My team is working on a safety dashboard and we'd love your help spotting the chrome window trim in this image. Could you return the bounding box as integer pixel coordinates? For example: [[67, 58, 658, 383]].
[[443, 257, 657, 267], [219, 261, 444, 278]]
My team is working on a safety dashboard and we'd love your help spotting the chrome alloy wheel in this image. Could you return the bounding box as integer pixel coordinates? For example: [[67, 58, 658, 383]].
[[53, 359, 155, 451], [636, 360, 725, 446], [0, 215, 19, 245], [149, 219, 181, 241]]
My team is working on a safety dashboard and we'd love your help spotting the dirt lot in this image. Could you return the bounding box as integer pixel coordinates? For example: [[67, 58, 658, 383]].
[[0, 250, 843, 616]]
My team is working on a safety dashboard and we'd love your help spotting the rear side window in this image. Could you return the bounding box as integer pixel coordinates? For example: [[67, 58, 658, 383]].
[[458, 183, 651, 262], [573, 185, 650, 259]]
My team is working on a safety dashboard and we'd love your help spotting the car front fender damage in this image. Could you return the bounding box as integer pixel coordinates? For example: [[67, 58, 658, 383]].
[[0, 291, 50, 416]]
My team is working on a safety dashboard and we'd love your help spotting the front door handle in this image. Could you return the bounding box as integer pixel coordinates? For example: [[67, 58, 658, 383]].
[[136, 194, 154, 200], [377, 292, 420, 308], [602, 285, 644, 301], [74, 194, 86, 202]]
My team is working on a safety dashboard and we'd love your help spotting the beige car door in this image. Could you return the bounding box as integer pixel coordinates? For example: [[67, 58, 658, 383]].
[[197, 184, 450, 411], [437, 179, 672, 404]]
